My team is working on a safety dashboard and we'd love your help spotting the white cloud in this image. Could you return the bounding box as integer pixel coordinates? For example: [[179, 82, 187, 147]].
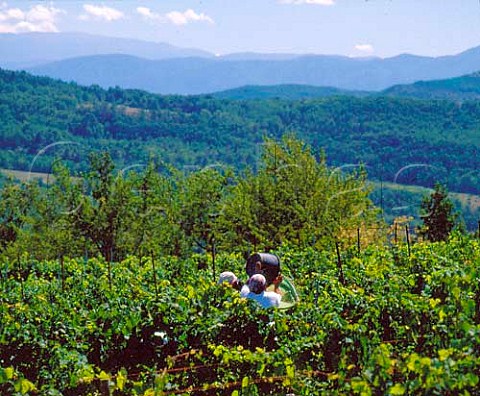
[[5, 8, 24, 20], [136, 6, 164, 22], [136, 6, 156, 19], [81, 4, 124, 22], [0, 4, 62, 33], [28, 5, 59, 22], [280, 0, 335, 5], [137, 7, 214, 25], [166, 9, 214, 25], [354, 44, 374, 54]]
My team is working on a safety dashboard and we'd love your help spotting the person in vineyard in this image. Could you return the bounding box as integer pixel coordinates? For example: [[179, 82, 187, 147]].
[[242, 273, 283, 308], [217, 271, 243, 291]]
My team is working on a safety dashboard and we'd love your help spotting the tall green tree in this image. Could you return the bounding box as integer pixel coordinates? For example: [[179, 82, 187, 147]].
[[419, 183, 458, 242], [128, 161, 186, 257], [0, 180, 37, 253], [68, 152, 136, 261], [219, 135, 378, 252], [0, 164, 86, 261], [176, 166, 235, 254]]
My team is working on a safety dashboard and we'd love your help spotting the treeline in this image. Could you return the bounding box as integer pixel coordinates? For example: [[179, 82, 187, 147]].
[[0, 136, 378, 262], [383, 72, 480, 100], [370, 183, 480, 232], [2, 68, 480, 195]]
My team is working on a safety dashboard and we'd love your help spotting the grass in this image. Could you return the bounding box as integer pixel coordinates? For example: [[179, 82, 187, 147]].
[[0, 169, 53, 184]]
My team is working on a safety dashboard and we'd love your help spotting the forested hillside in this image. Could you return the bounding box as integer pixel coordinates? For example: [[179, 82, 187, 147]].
[[2, 68, 480, 191], [2, 66, 480, 231], [384, 72, 480, 100], [215, 72, 480, 102], [211, 84, 368, 100]]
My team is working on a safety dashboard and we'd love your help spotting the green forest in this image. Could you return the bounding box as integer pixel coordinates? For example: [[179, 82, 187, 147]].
[[1, 67, 480, 196], [383, 72, 480, 100], [0, 136, 377, 261], [2, 68, 480, 230]]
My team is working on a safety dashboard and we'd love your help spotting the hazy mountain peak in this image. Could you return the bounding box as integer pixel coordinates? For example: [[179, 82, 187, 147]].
[[0, 32, 214, 69], [6, 31, 480, 95]]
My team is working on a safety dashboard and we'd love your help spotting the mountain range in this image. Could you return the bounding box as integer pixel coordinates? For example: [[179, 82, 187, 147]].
[[4, 32, 480, 95], [211, 84, 369, 100], [26, 50, 480, 95], [383, 72, 480, 100], [213, 73, 480, 101], [0, 32, 212, 69]]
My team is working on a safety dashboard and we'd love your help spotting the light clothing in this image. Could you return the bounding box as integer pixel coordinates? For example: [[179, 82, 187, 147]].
[[242, 273, 281, 308], [218, 271, 238, 285], [240, 284, 250, 297], [245, 290, 281, 308]]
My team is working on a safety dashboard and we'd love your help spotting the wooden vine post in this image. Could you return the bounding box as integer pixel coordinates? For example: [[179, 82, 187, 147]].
[[151, 251, 159, 299], [405, 225, 411, 257], [335, 241, 346, 286]]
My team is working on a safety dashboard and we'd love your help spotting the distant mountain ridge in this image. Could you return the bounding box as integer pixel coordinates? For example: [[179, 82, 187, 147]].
[[4, 30, 480, 98], [211, 84, 369, 100], [25, 43, 480, 95], [0, 32, 213, 69], [383, 72, 480, 100], [4, 32, 480, 94], [215, 72, 480, 101]]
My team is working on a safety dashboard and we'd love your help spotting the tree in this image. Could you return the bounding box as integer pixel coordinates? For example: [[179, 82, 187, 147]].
[[0, 180, 36, 252], [219, 135, 379, 252], [419, 183, 457, 242], [176, 166, 235, 255], [128, 161, 186, 257], [68, 152, 136, 261]]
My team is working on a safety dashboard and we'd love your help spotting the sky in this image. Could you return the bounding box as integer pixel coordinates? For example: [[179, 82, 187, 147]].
[[1, 0, 480, 58]]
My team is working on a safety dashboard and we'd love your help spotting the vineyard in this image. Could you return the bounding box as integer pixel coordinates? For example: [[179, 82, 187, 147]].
[[2, 235, 480, 395]]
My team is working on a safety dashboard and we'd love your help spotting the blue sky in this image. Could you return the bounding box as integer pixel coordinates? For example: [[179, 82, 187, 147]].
[[1, 0, 480, 58]]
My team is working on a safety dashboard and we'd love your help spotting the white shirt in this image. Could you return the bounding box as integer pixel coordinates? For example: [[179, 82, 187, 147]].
[[244, 290, 281, 308]]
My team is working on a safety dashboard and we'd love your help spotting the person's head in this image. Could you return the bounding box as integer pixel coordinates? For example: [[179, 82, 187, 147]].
[[247, 274, 267, 294], [218, 271, 239, 289]]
